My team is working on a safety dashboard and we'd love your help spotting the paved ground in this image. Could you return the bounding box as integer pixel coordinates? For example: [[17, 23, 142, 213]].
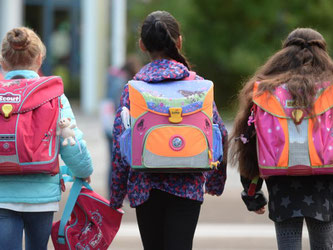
[[48, 109, 311, 249]]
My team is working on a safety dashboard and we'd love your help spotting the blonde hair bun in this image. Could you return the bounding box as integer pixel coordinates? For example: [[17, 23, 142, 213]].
[[7, 28, 30, 51], [1, 27, 46, 69]]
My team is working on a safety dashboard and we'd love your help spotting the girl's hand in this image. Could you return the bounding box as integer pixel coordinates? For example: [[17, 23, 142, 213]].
[[254, 206, 266, 214]]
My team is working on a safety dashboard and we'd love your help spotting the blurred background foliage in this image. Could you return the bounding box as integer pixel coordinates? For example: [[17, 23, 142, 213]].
[[127, 0, 333, 117]]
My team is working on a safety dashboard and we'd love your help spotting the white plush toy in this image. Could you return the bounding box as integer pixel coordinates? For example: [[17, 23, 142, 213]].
[[57, 117, 76, 146]]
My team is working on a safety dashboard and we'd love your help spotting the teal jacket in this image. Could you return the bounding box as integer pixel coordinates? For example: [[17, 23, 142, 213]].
[[0, 70, 93, 203]]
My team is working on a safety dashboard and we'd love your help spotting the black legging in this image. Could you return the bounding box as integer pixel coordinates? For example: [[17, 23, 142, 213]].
[[275, 217, 333, 250], [135, 189, 202, 250]]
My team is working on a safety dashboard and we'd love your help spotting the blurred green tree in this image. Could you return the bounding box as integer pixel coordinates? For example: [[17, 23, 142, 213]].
[[127, 0, 333, 115]]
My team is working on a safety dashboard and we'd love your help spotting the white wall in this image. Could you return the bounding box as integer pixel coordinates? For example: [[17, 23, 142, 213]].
[[81, 0, 109, 114], [111, 0, 127, 68]]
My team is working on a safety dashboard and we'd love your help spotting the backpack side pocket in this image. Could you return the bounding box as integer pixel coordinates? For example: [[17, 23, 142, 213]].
[[120, 128, 131, 165], [212, 124, 223, 162]]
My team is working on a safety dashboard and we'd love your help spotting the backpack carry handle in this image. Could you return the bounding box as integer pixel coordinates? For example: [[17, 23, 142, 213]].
[[57, 166, 92, 244]]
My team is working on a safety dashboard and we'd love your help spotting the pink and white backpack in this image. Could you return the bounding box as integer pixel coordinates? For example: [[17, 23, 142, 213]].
[[0, 76, 63, 175], [253, 81, 333, 178]]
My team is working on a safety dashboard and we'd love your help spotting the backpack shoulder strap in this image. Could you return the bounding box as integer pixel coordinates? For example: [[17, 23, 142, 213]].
[[253, 82, 286, 118], [57, 178, 83, 244], [57, 166, 92, 244], [314, 84, 333, 115]]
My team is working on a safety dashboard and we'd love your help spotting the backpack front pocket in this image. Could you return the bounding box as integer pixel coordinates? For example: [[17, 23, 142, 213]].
[[142, 125, 210, 169], [0, 135, 16, 156]]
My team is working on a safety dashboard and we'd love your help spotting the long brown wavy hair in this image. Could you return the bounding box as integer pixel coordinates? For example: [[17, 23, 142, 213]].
[[230, 28, 333, 179]]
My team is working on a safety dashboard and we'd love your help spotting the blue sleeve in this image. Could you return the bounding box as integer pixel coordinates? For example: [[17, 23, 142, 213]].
[[59, 94, 93, 178]]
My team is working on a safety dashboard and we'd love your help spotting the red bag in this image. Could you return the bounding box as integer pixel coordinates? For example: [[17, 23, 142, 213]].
[[0, 76, 63, 175], [51, 176, 123, 249]]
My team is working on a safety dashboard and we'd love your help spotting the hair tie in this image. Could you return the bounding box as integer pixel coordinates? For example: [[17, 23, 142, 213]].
[[11, 40, 30, 51], [301, 42, 311, 50], [285, 38, 312, 50], [153, 19, 161, 26]]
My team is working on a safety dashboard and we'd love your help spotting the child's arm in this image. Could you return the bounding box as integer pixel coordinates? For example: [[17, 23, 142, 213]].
[[240, 176, 267, 212], [204, 102, 228, 196], [59, 94, 93, 178], [109, 84, 131, 209]]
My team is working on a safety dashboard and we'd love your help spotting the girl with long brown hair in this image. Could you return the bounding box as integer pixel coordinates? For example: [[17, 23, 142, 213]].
[[230, 28, 333, 249]]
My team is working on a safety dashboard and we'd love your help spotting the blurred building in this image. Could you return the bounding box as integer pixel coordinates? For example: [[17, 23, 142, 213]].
[[0, 0, 126, 114]]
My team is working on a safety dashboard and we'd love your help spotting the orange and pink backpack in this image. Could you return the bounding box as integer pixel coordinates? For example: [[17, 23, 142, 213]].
[[120, 74, 223, 172], [253, 81, 333, 178]]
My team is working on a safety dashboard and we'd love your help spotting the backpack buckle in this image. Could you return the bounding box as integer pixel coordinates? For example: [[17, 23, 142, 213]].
[[210, 161, 220, 170], [1, 104, 13, 118], [169, 107, 183, 123], [291, 109, 304, 125]]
